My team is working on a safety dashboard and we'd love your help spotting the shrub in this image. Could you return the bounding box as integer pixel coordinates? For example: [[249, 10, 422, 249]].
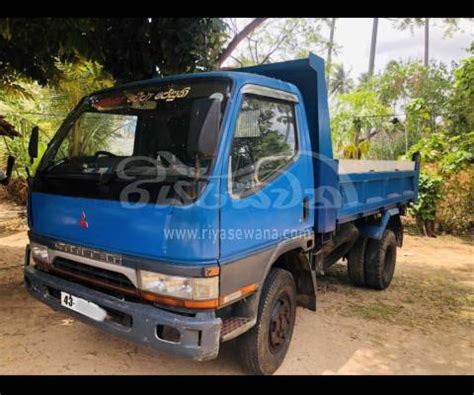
[[3, 177, 28, 206], [437, 167, 474, 235], [408, 170, 442, 237]]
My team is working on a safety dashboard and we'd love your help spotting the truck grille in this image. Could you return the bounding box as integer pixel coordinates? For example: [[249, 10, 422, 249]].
[[52, 257, 135, 289]]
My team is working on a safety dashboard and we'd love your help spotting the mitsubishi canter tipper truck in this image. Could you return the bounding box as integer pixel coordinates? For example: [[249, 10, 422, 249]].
[[21, 53, 419, 374]]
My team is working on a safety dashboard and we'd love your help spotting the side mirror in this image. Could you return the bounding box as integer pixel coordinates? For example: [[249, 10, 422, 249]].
[[28, 126, 39, 164], [187, 98, 221, 159], [0, 155, 15, 186]]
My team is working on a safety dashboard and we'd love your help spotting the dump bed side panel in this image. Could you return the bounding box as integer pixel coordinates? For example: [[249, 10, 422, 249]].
[[336, 160, 420, 223]]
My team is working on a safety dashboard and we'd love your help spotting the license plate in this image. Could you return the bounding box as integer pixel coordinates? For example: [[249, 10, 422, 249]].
[[60, 292, 107, 322]]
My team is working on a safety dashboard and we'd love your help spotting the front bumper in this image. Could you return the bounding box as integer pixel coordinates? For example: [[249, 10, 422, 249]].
[[24, 266, 222, 361]]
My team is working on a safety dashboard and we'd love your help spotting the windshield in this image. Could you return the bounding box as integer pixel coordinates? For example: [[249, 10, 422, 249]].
[[39, 78, 231, 180]]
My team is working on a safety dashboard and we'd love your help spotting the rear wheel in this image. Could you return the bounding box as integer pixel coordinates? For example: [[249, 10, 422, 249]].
[[347, 236, 368, 286], [237, 268, 296, 375], [365, 230, 397, 290]]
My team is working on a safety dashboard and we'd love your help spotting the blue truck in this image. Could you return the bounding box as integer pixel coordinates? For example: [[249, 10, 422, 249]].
[[18, 53, 419, 374]]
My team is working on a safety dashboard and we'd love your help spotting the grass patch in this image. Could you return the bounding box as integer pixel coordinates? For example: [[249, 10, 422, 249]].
[[342, 302, 403, 322], [321, 263, 473, 330]]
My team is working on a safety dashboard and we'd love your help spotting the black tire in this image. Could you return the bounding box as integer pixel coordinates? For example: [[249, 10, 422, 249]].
[[365, 230, 397, 290], [237, 268, 297, 375], [347, 236, 368, 286]]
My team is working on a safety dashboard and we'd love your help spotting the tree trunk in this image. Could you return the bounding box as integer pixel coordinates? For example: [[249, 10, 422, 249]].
[[416, 215, 427, 236], [368, 18, 379, 76], [424, 18, 430, 67], [425, 220, 436, 238], [217, 18, 267, 69], [326, 18, 336, 86]]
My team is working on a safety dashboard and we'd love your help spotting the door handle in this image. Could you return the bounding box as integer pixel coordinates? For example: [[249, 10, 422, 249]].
[[303, 196, 310, 221]]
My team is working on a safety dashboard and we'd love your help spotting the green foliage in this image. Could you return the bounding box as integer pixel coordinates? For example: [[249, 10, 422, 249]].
[[331, 53, 473, 235], [0, 18, 227, 85], [405, 98, 431, 134], [49, 59, 114, 116], [361, 60, 453, 122], [4, 138, 46, 176], [330, 89, 392, 159], [407, 131, 474, 174], [0, 18, 93, 85], [333, 60, 462, 160], [447, 57, 474, 135], [404, 59, 474, 175], [0, 58, 113, 177], [408, 172, 442, 222]]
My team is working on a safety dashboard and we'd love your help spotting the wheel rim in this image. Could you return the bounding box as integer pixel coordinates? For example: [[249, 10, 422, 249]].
[[268, 292, 292, 354], [383, 245, 396, 284]]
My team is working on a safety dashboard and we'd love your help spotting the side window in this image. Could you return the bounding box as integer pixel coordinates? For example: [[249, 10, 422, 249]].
[[230, 95, 298, 196]]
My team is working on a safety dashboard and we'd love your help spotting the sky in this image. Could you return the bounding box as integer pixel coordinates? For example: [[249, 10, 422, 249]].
[[332, 18, 473, 78], [224, 18, 473, 79]]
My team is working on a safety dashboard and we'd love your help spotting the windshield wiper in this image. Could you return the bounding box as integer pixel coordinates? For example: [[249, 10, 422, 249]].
[[40, 158, 73, 173], [97, 159, 122, 186]]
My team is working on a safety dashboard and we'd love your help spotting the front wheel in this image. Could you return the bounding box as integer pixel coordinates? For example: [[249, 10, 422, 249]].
[[237, 268, 297, 375]]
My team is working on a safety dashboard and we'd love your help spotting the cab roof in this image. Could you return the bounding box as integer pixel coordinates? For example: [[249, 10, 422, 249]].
[[91, 70, 300, 97]]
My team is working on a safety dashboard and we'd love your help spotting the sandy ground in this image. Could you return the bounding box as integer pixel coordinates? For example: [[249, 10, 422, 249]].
[[0, 202, 472, 375]]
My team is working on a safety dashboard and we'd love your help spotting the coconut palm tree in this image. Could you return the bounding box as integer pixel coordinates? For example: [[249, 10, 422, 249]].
[[326, 18, 337, 85], [368, 18, 379, 76], [390, 18, 470, 69], [329, 64, 354, 96], [424, 18, 430, 67]]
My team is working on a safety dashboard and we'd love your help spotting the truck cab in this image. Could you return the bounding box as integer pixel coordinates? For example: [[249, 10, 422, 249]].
[[24, 53, 419, 374]]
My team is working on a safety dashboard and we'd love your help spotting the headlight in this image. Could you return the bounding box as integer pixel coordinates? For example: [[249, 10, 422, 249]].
[[30, 243, 50, 265], [138, 270, 218, 301]]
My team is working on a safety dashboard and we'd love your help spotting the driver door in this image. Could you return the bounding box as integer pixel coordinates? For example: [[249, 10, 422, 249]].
[[219, 87, 314, 264]]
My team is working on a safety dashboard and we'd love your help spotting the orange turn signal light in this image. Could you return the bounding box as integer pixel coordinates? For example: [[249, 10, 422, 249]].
[[140, 291, 220, 309], [202, 266, 220, 277], [141, 283, 258, 310], [219, 283, 257, 306]]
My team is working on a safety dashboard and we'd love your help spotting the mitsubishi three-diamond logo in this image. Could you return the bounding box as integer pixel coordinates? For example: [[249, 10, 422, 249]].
[[79, 210, 89, 228]]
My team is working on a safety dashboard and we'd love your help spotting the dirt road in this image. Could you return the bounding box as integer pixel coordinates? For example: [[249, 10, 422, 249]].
[[0, 206, 472, 374]]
